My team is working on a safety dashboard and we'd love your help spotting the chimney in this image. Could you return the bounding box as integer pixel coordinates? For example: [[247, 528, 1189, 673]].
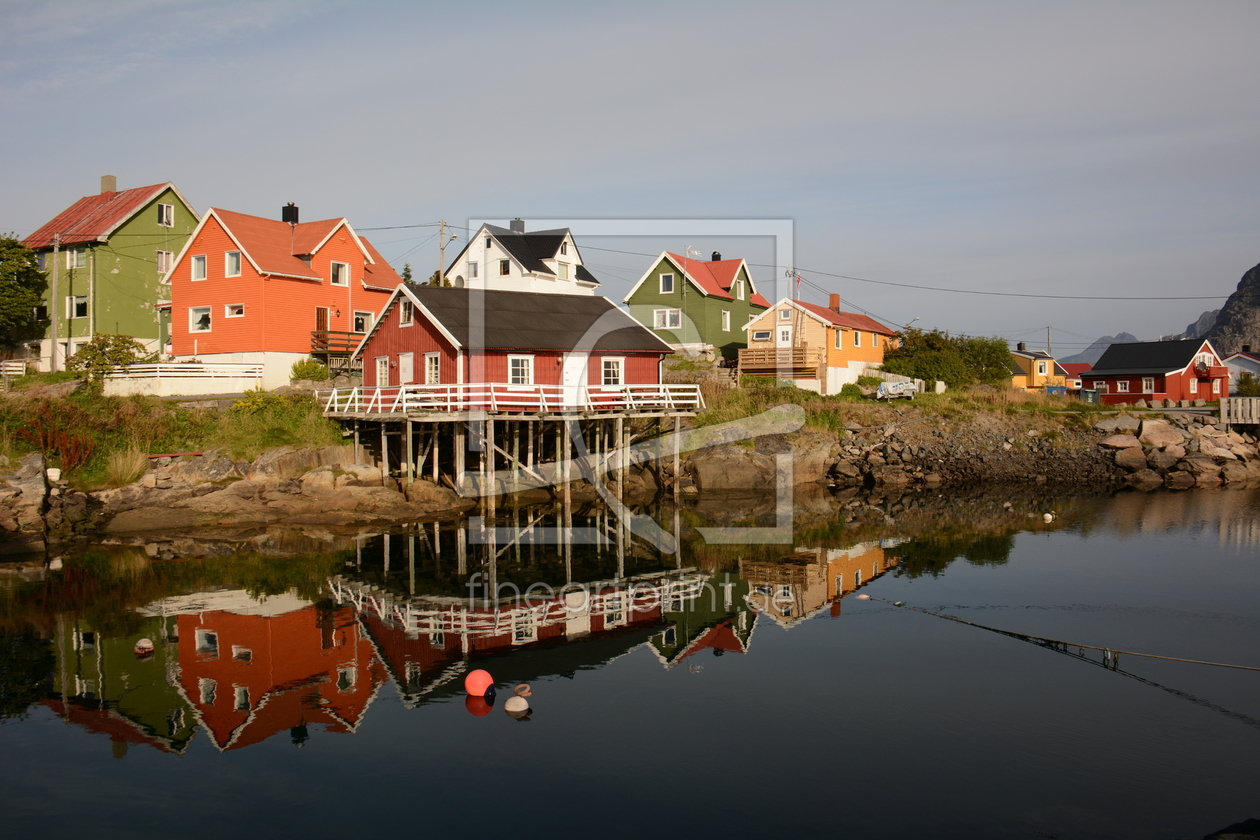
[[282, 203, 299, 225], [711, 251, 721, 262], [829, 293, 841, 312], [1244, 344, 1253, 354], [1018, 341, 1027, 352], [100, 175, 117, 194], [510, 218, 525, 234]]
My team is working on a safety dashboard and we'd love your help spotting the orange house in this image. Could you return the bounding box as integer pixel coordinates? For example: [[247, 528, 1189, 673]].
[[166, 204, 403, 387], [740, 294, 897, 394]]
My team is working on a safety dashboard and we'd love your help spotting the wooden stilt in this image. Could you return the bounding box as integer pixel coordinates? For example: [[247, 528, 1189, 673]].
[[380, 422, 388, 487], [673, 416, 681, 503], [406, 420, 414, 486]]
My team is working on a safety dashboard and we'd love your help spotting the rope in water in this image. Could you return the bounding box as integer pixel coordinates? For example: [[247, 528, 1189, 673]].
[[872, 598, 1260, 672]]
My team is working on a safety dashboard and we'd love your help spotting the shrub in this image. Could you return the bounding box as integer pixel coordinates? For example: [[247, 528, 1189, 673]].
[[856, 375, 882, 387], [66, 334, 149, 380], [1237, 372, 1259, 397], [839, 383, 864, 399], [290, 358, 329, 381]]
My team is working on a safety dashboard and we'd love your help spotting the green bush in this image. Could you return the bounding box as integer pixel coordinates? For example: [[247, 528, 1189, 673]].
[[839, 383, 864, 399], [1237, 372, 1259, 397], [66, 334, 150, 381], [290, 358, 329, 381], [856, 375, 882, 387]]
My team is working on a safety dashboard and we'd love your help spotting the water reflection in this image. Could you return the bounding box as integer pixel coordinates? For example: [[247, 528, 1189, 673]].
[[3, 485, 1259, 761]]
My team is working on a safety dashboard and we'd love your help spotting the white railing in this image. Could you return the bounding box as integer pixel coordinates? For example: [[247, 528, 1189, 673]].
[[0, 360, 29, 376], [104, 364, 265, 380], [321, 382, 705, 415], [102, 363, 265, 397], [1221, 397, 1260, 427]]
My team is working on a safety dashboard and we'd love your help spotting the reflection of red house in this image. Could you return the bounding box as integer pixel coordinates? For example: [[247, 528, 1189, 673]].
[[673, 619, 748, 664], [176, 597, 386, 751], [40, 698, 182, 756]]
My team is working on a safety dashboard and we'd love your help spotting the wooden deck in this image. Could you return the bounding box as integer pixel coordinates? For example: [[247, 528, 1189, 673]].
[[737, 347, 825, 380], [321, 382, 704, 419]]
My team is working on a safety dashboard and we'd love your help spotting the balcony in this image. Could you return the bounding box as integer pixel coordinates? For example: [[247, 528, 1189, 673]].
[[737, 347, 825, 380], [311, 330, 362, 373]]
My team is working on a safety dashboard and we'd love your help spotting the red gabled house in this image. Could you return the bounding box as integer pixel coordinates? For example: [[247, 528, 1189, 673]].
[[166, 204, 403, 388], [1085, 339, 1229, 405], [348, 285, 679, 410]]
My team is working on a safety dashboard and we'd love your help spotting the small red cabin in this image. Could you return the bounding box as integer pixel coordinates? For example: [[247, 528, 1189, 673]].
[[1085, 339, 1229, 405]]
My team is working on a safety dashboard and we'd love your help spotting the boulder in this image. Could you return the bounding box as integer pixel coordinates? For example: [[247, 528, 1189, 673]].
[[403, 480, 476, 512], [1125, 469, 1164, 489], [1094, 416, 1141, 433], [1146, 449, 1182, 472], [104, 507, 203, 533], [1164, 470, 1196, 489], [1114, 447, 1149, 471], [1099, 434, 1141, 449], [300, 469, 336, 497], [1138, 422, 1185, 448], [1221, 463, 1251, 484], [687, 445, 776, 492], [335, 464, 384, 487], [247, 445, 356, 481], [870, 465, 911, 488]]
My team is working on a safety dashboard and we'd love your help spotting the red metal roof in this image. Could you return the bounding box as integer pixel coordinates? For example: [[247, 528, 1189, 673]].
[[23, 182, 174, 250], [1060, 363, 1093, 377], [666, 251, 764, 304], [794, 299, 896, 335]]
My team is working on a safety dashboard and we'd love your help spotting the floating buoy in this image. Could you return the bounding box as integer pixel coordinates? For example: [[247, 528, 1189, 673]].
[[464, 669, 494, 697], [893, 601, 905, 607], [1043, 512, 1055, 523], [504, 695, 530, 714], [855, 594, 871, 600], [465, 694, 494, 716]]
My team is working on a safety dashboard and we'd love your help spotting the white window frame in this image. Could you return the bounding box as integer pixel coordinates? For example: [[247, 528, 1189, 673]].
[[1142, 377, 1154, 393], [560, 241, 567, 256], [1116, 381, 1129, 393], [779, 309, 791, 320], [191, 254, 206, 281], [834, 329, 843, 350], [1037, 360, 1047, 376], [1189, 378, 1198, 394], [232, 646, 252, 661], [399, 300, 414, 326], [37, 253, 47, 272], [485, 236, 492, 250], [425, 352, 441, 384], [602, 357, 624, 386], [234, 686, 250, 711], [353, 310, 373, 333], [653, 308, 681, 330], [375, 356, 390, 386], [330, 261, 349, 286], [752, 330, 771, 342], [508, 354, 534, 386], [1212, 378, 1220, 394], [854, 330, 862, 348], [66, 248, 86, 269], [189, 306, 211, 332], [225, 251, 241, 277], [225, 303, 245, 318], [66, 295, 88, 319], [195, 629, 218, 656], [157, 203, 174, 227], [199, 678, 216, 705], [721, 310, 731, 332], [468, 261, 478, 279], [156, 249, 173, 275], [558, 262, 569, 280], [499, 259, 510, 276], [659, 273, 674, 294]]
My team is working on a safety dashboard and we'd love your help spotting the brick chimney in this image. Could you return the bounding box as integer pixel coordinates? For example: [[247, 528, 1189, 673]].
[[829, 293, 841, 312], [100, 175, 117, 194]]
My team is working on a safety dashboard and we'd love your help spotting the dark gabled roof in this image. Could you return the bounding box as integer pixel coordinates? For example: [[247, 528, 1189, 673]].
[[443, 223, 600, 286], [1090, 339, 1212, 375], [574, 263, 599, 286], [409, 286, 672, 353]]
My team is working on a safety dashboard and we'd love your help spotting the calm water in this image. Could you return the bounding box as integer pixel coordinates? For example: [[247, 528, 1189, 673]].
[[2, 486, 1259, 840]]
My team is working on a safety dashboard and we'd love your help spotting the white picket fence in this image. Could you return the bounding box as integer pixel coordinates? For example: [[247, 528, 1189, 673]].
[[103, 364, 265, 397], [322, 382, 705, 415]]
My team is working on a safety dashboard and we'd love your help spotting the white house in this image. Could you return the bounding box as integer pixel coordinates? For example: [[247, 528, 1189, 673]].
[[442, 219, 599, 296], [1222, 346, 1260, 393]]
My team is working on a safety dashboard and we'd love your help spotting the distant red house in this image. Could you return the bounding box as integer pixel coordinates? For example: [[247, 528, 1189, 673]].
[[166, 204, 403, 388], [351, 285, 675, 408], [1060, 362, 1092, 390], [1085, 339, 1229, 405]]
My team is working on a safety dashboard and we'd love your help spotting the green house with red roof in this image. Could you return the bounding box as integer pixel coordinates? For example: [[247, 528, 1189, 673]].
[[623, 250, 770, 359], [22, 176, 197, 371]]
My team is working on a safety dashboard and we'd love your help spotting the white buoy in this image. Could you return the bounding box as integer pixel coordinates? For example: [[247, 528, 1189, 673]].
[[504, 695, 529, 713]]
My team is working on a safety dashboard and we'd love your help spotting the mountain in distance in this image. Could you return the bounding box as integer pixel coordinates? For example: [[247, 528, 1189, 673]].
[[1163, 309, 1220, 341], [1059, 332, 1139, 366], [1205, 261, 1260, 356]]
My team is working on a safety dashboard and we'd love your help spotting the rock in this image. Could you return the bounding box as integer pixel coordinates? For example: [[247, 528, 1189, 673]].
[[1202, 445, 1237, 460], [1138, 422, 1185, 448], [870, 465, 911, 488], [687, 445, 776, 492], [1099, 434, 1141, 449], [104, 507, 203, 533], [1126, 469, 1163, 489], [403, 480, 476, 512], [1221, 462, 1251, 483], [300, 469, 336, 497], [1114, 447, 1149, 471], [1133, 399, 1148, 408], [1163, 444, 1186, 459], [1164, 470, 1196, 489], [335, 464, 384, 487], [1176, 455, 1222, 476], [1147, 449, 1182, 472], [247, 445, 357, 481], [1094, 416, 1140, 433]]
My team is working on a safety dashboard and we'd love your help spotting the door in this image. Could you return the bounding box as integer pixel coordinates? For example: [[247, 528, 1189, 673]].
[[777, 326, 793, 348], [562, 353, 588, 408], [398, 352, 414, 384], [375, 356, 390, 387], [315, 307, 329, 332]]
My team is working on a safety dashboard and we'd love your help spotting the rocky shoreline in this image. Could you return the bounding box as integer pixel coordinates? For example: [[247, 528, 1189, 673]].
[[2, 409, 1258, 556]]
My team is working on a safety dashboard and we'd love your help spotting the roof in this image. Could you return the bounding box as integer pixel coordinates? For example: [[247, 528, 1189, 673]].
[[1090, 339, 1218, 376], [792, 299, 897, 335], [446, 223, 600, 286], [1060, 362, 1093, 377], [361, 286, 674, 355], [1223, 350, 1260, 364], [200, 208, 399, 285], [660, 251, 768, 305], [23, 182, 193, 249]]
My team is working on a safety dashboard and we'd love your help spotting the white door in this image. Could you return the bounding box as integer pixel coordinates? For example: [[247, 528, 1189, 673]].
[[375, 356, 390, 387], [777, 326, 793, 348], [562, 353, 588, 407], [398, 352, 414, 384]]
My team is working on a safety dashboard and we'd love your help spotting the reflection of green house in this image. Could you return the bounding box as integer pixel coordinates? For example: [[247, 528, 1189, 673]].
[[624, 251, 770, 360], [46, 616, 197, 756], [647, 573, 756, 667], [21, 176, 197, 372]]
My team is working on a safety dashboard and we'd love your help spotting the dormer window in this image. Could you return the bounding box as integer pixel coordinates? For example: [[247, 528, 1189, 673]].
[[560, 241, 567, 256], [733, 279, 745, 300], [558, 263, 569, 280], [485, 237, 492, 250]]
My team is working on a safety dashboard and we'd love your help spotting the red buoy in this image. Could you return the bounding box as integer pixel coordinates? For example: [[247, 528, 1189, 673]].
[[464, 669, 494, 697]]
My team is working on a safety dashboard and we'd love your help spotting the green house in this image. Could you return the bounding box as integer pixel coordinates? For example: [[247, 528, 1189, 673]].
[[22, 176, 197, 371], [623, 250, 769, 359]]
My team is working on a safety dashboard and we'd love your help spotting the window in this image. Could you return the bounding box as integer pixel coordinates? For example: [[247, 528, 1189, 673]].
[[733, 278, 745, 300], [199, 679, 216, 705], [1116, 381, 1129, 393], [1189, 378, 1198, 394], [659, 273, 674, 294], [834, 329, 843, 349], [225, 251, 241, 277], [37, 253, 46, 271], [376, 356, 389, 386], [558, 262, 569, 280], [779, 309, 791, 320], [66, 248, 86, 269], [721, 310, 730, 332], [232, 646, 252, 661], [234, 686, 250, 711], [156, 250, 173, 275], [602, 357, 624, 386], [485, 237, 492, 250], [1037, 361, 1047, 376], [468, 261, 478, 278], [1092, 380, 1107, 393], [509, 355, 533, 385], [513, 613, 538, 644], [1212, 379, 1220, 394], [854, 330, 862, 348], [560, 241, 567, 255], [426, 352, 440, 384], [66, 295, 88, 319], [337, 668, 357, 692], [400, 300, 414, 326], [225, 303, 244, 318], [653, 308, 681, 329], [353, 311, 372, 333], [191, 255, 206, 281], [189, 306, 211, 332], [752, 330, 771, 341], [195, 629, 218, 655], [157, 203, 174, 226], [499, 259, 510, 276], [779, 328, 791, 344], [1142, 377, 1154, 392], [330, 261, 349, 286]]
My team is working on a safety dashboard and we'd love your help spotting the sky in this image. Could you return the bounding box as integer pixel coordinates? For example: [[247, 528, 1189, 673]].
[[3, 0, 1258, 356]]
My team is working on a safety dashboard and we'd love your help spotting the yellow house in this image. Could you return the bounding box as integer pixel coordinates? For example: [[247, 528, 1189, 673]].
[[739, 294, 897, 394], [1010, 342, 1067, 390], [741, 541, 900, 627]]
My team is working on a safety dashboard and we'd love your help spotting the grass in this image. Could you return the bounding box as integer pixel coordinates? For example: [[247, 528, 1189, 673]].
[[105, 445, 147, 486]]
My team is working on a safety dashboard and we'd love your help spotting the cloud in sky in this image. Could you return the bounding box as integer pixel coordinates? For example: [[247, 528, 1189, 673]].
[[3, 0, 1257, 350]]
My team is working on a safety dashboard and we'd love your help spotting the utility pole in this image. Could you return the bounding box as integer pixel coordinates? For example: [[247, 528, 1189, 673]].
[[1047, 326, 1052, 356], [50, 233, 60, 373]]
